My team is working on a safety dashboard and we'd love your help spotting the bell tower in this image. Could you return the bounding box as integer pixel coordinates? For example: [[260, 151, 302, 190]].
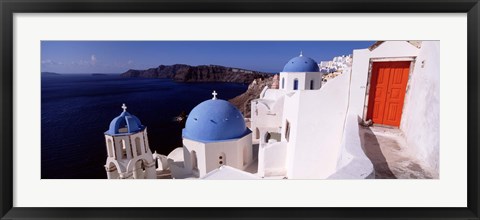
[[104, 104, 156, 179]]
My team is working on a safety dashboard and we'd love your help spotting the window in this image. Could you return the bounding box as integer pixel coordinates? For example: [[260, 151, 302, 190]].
[[293, 79, 298, 90], [310, 80, 314, 90], [107, 139, 114, 158], [114, 139, 122, 159], [145, 139, 148, 153], [135, 137, 142, 156], [285, 120, 291, 142], [121, 139, 127, 159], [191, 151, 198, 171], [218, 153, 226, 167], [282, 77, 285, 89]]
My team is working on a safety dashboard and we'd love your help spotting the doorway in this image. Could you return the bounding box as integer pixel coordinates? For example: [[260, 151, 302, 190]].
[[366, 61, 410, 127]]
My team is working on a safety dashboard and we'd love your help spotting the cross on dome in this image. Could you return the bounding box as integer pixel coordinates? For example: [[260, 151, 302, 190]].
[[212, 90, 218, 100], [121, 103, 127, 112], [299, 51, 303, 57]]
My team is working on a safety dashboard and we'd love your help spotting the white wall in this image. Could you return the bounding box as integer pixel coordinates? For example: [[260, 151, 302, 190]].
[[283, 73, 350, 179], [349, 48, 371, 118], [251, 89, 287, 141], [282, 91, 300, 174], [167, 147, 184, 162], [251, 100, 281, 128], [182, 134, 252, 178], [304, 72, 322, 90], [168, 162, 192, 179], [257, 141, 287, 177], [280, 72, 305, 90], [262, 89, 287, 100], [204, 134, 252, 172], [167, 147, 192, 179], [400, 41, 440, 176], [182, 139, 207, 176], [329, 114, 374, 179]]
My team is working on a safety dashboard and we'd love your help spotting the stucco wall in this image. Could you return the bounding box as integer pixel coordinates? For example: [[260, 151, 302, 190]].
[[262, 88, 287, 100], [349, 49, 371, 118], [183, 134, 252, 177], [251, 89, 287, 141], [257, 141, 287, 177], [304, 72, 322, 90], [282, 90, 300, 174], [251, 99, 283, 128], [280, 72, 306, 90], [400, 41, 440, 176], [283, 73, 350, 179], [182, 139, 207, 176], [329, 114, 374, 179]]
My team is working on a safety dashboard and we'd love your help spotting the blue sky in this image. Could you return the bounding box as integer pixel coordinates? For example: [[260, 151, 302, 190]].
[[41, 41, 376, 73]]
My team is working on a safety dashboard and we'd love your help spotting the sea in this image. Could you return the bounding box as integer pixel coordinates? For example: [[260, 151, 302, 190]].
[[41, 74, 248, 179]]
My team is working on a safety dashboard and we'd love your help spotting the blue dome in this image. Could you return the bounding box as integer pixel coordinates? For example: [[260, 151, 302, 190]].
[[105, 109, 144, 136], [183, 99, 249, 142], [283, 55, 320, 72]]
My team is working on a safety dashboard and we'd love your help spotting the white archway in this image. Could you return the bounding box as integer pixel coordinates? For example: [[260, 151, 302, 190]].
[[133, 159, 147, 179]]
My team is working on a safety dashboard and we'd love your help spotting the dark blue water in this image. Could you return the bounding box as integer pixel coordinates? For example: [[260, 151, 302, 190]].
[[41, 74, 247, 179]]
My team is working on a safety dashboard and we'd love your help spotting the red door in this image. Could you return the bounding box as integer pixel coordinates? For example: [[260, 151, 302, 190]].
[[367, 61, 410, 127]]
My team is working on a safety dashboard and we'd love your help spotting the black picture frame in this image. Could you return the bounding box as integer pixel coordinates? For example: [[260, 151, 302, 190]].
[[1, 0, 479, 219]]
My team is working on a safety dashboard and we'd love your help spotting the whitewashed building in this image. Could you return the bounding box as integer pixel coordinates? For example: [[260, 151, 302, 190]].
[[319, 54, 353, 73], [253, 53, 374, 179]]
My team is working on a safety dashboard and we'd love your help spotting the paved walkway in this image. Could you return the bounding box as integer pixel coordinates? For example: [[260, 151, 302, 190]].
[[359, 126, 434, 179]]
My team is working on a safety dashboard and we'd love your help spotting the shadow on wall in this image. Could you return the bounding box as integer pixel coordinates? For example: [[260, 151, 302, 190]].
[[359, 126, 397, 179]]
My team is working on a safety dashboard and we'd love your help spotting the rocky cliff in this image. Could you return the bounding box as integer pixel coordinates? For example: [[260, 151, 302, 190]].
[[229, 76, 274, 118], [121, 64, 271, 84]]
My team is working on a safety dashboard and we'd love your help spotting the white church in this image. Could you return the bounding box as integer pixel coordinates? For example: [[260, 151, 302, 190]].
[[103, 41, 439, 179]]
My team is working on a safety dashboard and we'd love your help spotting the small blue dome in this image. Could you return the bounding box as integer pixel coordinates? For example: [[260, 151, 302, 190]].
[[105, 107, 144, 136], [183, 99, 249, 142], [283, 55, 320, 72]]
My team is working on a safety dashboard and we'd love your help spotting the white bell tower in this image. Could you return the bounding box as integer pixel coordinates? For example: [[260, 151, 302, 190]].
[[104, 104, 157, 179]]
